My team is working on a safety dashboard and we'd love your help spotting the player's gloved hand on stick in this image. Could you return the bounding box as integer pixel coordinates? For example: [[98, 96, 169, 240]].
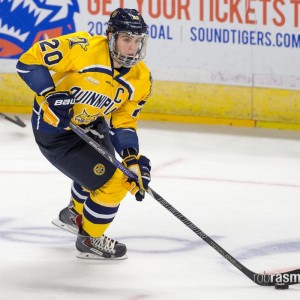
[[122, 149, 151, 201], [43, 91, 74, 129]]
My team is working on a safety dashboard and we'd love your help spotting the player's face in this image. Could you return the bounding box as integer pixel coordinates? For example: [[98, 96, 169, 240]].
[[109, 31, 148, 68], [115, 33, 143, 58]]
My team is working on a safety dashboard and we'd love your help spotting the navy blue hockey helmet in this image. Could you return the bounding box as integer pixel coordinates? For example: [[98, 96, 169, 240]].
[[107, 8, 148, 35], [106, 8, 149, 68]]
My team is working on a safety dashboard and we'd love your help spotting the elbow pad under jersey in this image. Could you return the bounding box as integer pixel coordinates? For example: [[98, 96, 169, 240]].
[[16, 61, 55, 95]]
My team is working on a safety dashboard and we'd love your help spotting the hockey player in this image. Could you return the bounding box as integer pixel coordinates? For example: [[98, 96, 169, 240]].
[[16, 8, 152, 260]]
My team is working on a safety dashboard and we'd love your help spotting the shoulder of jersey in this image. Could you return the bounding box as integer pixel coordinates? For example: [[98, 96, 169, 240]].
[[88, 34, 108, 43], [133, 60, 151, 81], [138, 60, 150, 71]]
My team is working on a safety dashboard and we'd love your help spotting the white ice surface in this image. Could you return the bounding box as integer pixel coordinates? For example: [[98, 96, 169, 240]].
[[0, 115, 300, 300]]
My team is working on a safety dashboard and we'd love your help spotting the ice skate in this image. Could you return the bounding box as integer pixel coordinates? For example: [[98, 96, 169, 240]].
[[51, 201, 78, 235], [75, 215, 127, 260]]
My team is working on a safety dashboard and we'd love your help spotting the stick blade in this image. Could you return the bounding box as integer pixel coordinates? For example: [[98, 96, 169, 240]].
[[14, 116, 26, 127], [0, 113, 26, 127]]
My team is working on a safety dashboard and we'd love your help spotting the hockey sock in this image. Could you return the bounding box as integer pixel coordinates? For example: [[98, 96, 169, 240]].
[[71, 181, 89, 214]]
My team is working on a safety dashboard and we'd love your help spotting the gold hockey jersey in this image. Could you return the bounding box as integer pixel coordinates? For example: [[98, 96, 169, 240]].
[[18, 32, 152, 132]]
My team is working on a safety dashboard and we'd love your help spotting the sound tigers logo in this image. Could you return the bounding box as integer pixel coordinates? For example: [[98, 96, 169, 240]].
[[0, 0, 79, 58]]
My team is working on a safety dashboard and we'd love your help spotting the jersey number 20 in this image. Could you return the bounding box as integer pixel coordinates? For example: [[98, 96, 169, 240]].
[[39, 39, 63, 66]]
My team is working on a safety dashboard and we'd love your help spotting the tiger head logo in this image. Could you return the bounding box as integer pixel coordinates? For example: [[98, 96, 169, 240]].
[[75, 109, 99, 124], [0, 0, 79, 58]]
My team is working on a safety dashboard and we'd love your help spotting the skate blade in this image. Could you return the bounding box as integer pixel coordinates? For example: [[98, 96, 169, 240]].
[[51, 218, 77, 235], [76, 251, 128, 260]]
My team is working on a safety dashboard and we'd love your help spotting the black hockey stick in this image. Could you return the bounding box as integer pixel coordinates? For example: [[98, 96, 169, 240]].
[[69, 121, 300, 287], [0, 112, 26, 127]]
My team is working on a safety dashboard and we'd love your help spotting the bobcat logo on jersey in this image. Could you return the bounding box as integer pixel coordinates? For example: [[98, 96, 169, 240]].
[[75, 109, 99, 124], [0, 0, 79, 58], [67, 36, 89, 51]]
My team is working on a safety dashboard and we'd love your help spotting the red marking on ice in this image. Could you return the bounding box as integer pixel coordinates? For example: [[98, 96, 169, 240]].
[[0, 170, 58, 174], [127, 295, 151, 300], [154, 175, 300, 189], [2, 170, 300, 189], [152, 158, 185, 173]]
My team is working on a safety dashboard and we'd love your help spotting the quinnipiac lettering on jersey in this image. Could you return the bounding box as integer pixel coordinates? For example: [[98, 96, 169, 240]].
[[71, 86, 123, 115]]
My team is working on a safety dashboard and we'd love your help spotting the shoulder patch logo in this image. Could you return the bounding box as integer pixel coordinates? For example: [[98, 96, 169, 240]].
[[67, 36, 89, 51]]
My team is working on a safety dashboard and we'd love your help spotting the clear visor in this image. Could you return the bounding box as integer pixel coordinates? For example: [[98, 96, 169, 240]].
[[109, 32, 149, 68]]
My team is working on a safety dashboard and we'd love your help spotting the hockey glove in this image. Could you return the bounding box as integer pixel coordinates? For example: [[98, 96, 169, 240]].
[[122, 154, 151, 201], [43, 91, 74, 129]]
